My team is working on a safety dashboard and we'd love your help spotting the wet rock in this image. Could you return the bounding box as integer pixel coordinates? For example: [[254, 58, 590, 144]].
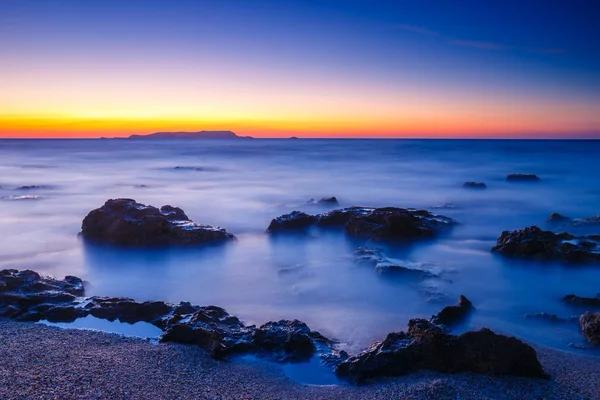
[[16, 185, 50, 190], [335, 318, 545, 383], [491, 226, 600, 262], [81, 198, 234, 246], [506, 174, 540, 182], [547, 213, 571, 223], [430, 295, 473, 326], [354, 247, 438, 279], [462, 182, 487, 189], [579, 312, 600, 344], [561, 294, 600, 307], [251, 320, 326, 362], [85, 297, 172, 325], [320, 350, 350, 367], [266, 211, 318, 232]]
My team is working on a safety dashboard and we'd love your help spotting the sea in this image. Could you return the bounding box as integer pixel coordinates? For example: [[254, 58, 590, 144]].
[[1, 138, 599, 376]]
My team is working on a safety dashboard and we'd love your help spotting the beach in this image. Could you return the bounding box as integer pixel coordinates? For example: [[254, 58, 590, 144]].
[[0, 320, 598, 400]]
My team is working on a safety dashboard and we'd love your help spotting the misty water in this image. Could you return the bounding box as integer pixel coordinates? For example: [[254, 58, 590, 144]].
[[1, 139, 600, 371]]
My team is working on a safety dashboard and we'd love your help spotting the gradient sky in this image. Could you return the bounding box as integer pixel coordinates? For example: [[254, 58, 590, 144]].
[[1, 0, 599, 138]]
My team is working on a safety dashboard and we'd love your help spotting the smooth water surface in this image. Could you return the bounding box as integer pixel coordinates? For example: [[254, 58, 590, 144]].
[[1, 139, 600, 358]]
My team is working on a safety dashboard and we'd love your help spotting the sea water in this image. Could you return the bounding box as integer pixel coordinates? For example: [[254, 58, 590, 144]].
[[1, 139, 599, 361]]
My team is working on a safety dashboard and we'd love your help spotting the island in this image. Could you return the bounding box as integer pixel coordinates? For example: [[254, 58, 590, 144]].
[[126, 130, 253, 139]]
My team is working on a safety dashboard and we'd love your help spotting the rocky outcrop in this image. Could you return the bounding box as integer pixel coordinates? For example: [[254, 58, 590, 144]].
[[462, 182, 487, 189], [506, 174, 540, 182], [268, 207, 455, 241], [266, 211, 318, 232], [0, 269, 331, 363], [335, 318, 545, 383], [81, 198, 235, 246], [491, 226, 600, 262], [579, 312, 600, 344], [430, 295, 473, 326], [561, 294, 600, 307]]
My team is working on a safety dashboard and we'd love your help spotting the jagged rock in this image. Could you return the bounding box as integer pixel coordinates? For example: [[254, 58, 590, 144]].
[[81, 198, 234, 246], [335, 319, 545, 383], [269, 207, 454, 241], [579, 312, 600, 344], [462, 182, 487, 189], [506, 174, 540, 182], [1, 269, 335, 363], [430, 295, 473, 326], [491, 226, 600, 262], [267, 211, 318, 232], [561, 294, 600, 307]]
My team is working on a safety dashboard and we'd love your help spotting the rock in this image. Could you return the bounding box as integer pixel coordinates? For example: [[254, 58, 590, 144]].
[[524, 312, 578, 324], [266, 211, 318, 232], [1, 269, 335, 363], [430, 295, 473, 326], [547, 213, 600, 227], [506, 174, 540, 182], [579, 312, 600, 344], [81, 198, 234, 246], [354, 247, 438, 279], [561, 294, 600, 307], [491, 226, 600, 262], [307, 197, 339, 206], [251, 320, 326, 362], [462, 182, 487, 189], [335, 318, 545, 383]]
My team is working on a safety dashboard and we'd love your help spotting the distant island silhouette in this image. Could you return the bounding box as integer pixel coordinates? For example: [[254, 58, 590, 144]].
[[126, 131, 253, 139]]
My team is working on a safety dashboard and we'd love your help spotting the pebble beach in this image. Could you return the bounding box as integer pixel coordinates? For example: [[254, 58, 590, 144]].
[[0, 320, 598, 400]]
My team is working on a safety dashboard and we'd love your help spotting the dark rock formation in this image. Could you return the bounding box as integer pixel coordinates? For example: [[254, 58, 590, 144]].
[[266, 211, 318, 232], [268, 207, 455, 241], [335, 318, 545, 383], [491, 226, 600, 262], [579, 312, 600, 344], [506, 174, 540, 182], [0, 269, 332, 363], [561, 294, 600, 308], [354, 247, 438, 278], [81, 198, 234, 246], [462, 182, 487, 189], [547, 213, 571, 223], [430, 295, 473, 326]]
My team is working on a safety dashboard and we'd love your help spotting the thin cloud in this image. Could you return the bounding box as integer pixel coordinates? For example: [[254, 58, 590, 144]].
[[451, 40, 511, 51]]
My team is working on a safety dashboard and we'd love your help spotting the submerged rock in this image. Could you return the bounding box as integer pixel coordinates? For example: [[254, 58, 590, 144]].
[[580, 312, 600, 344], [354, 247, 438, 279], [335, 318, 545, 383], [491, 226, 600, 262], [506, 174, 540, 182], [547, 213, 600, 227], [524, 312, 578, 324], [430, 295, 473, 326], [307, 197, 339, 206], [561, 294, 600, 307], [268, 207, 455, 241], [462, 182, 487, 189], [81, 198, 234, 246]]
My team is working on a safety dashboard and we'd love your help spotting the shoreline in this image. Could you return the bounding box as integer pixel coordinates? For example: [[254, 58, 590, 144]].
[[1, 319, 598, 400]]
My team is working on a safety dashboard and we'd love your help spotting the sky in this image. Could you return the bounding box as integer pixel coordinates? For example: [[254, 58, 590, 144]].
[[1, 0, 599, 138]]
